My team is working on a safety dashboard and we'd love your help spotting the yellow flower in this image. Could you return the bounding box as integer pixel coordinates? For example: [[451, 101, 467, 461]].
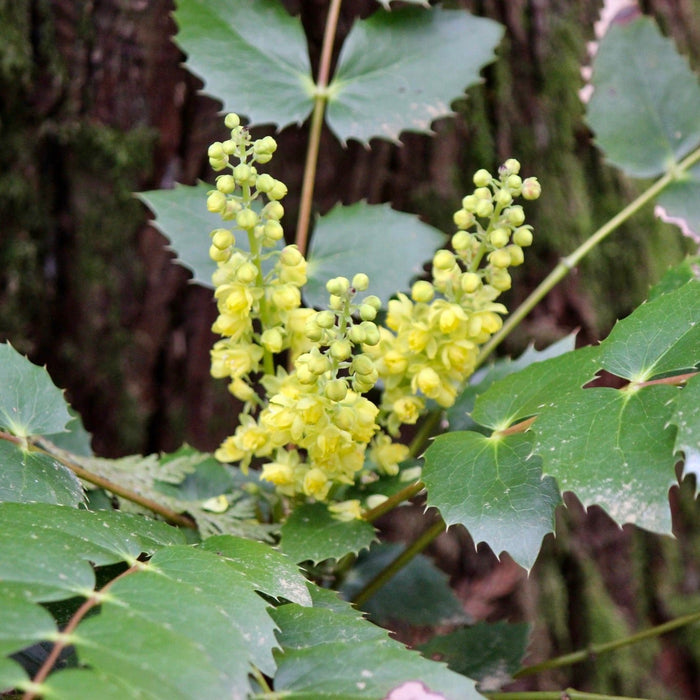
[[303, 468, 331, 500], [392, 396, 423, 425], [328, 499, 363, 521], [370, 434, 409, 476]]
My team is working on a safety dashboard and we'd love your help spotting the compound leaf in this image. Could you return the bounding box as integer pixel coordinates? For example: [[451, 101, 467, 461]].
[[534, 385, 679, 534], [586, 16, 700, 177], [279, 502, 377, 564], [598, 280, 700, 381], [270, 585, 481, 699], [423, 432, 560, 570], [0, 441, 84, 507], [305, 202, 445, 307], [173, 0, 313, 129], [327, 7, 503, 144], [0, 343, 72, 438], [201, 534, 312, 605]]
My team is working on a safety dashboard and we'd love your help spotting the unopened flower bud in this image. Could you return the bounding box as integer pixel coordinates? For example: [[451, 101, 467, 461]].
[[211, 228, 234, 249], [261, 327, 284, 353], [489, 228, 510, 248], [522, 177, 541, 200], [256, 173, 275, 192], [224, 113, 240, 129], [207, 190, 227, 213], [501, 158, 521, 175], [330, 339, 352, 361], [451, 231, 471, 251], [268, 181, 288, 200], [326, 277, 349, 296], [473, 169, 492, 188], [411, 280, 434, 302], [236, 209, 259, 230], [460, 272, 481, 293], [505, 206, 525, 226], [352, 273, 370, 291], [315, 310, 335, 329], [216, 175, 236, 194], [433, 250, 456, 270], [359, 304, 377, 321], [475, 200, 494, 218], [494, 189, 513, 207], [453, 209, 474, 230], [513, 227, 533, 247], [361, 322, 380, 345], [280, 245, 303, 266], [489, 249, 511, 269]]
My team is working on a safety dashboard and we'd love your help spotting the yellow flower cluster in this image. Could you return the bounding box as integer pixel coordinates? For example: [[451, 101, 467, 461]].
[[207, 123, 539, 512], [365, 159, 541, 434], [206, 114, 313, 405]]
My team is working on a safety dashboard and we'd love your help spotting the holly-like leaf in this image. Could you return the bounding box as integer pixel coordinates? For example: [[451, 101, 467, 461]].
[[270, 585, 481, 699], [655, 165, 700, 248], [0, 343, 72, 438], [470, 345, 601, 431], [44, 408, 93, 456], [326, 6, 503, 144], [200, 534, 312, 605], [423, 432, 560, 570], [586, 16, 700, 178], [448, 334, 578, 432], [647, 256, 700, 301], [670, 373, 700, 483], [418, 621, 531, 689], [138, 182, 219, 286], [305, 202, 445, 307], [173, 0, 313, 129], [279, 502, 377, 564], [0, 442, 84, 507], [339, 543, 466, 626], [598, 280, 700, 381], [534, 385, 678, 533]]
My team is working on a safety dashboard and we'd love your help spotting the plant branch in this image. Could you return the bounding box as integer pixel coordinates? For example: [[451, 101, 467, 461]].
[[23, 563, 142, 700], [514, 608, 700, 678], [362, 479, 424, 523], [476, 144, 700, 366], [0, 431, 197, 529], [351, 518, 445, 607], [295, 0, 343, 255]]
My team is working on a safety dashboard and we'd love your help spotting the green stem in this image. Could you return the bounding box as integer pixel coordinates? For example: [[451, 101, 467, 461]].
[[0, 431, 196, 529], [351, 518, 445, 607], [484, 691, 648, 700], [295, 0, 343, 256], [515, 609, 700, 678], [477, 144, 700, 366]]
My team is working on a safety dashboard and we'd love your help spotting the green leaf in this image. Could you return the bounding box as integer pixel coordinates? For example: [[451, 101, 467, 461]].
[[534, 385, 679, 533], [279, 502, 377, 564], [655, 166, 700, 246], [647, 256, 700, 301], [327, 7, 503, 144], [598, 281, 700, 381], [423, 433, 560, 570], [305, 202, 446, 307], [44, 408, 93, 456], [0, 503, 183, 601], [418, 621, 530, 689], [339, 543, 466, 626], [470, 345, 601, 431], [0, 510, 291, 699], [173, 0, 313, 129], [0, 594, 58, 656], [138, 182, 219, 286], [270, 585, 481, 699], [0, 441, 84, 507], [448, 334, 578, 431], [671, 373, 700, 483], [200, 534, 312, 605], [0, 657, 29, 692], [586, 17, 700, 177], [0, 342, 72, 438]]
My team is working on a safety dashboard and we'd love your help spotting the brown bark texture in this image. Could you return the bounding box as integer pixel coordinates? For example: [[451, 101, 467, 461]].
[[1, 0, 699, 696]]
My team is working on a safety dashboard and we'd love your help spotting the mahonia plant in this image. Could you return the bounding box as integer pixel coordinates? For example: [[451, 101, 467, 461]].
[[206, 115, 540, 514]]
